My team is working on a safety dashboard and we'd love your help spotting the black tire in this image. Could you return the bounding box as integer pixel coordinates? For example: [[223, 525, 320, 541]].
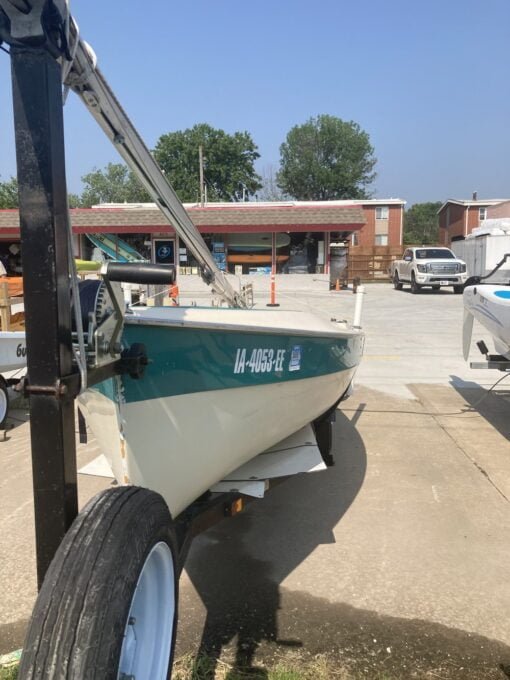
[[410, 273, 421, 294], [0, 377, 8, 429], [453, 285, 464, 294], [19, 487, 179, 680], [313, 418, 334, 466], [431, 285, 440, 292], [393, 272, 403, 290]]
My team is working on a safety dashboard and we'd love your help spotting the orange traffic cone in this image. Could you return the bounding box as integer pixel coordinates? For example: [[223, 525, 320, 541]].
[[266, 273, 280, 307], [169, 283, 180, 306]]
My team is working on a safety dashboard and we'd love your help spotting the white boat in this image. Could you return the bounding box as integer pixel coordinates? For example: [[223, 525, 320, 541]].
[[463, 284, 510, 359], [78, 303, 363, 517], [0, 331, 26, 373]]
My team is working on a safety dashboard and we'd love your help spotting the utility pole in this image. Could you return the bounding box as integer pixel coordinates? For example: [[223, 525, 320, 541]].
[[199, 144, 205, 207]]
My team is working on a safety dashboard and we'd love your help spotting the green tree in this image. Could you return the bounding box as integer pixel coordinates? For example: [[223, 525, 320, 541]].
[[404, 202, 442, 245], [0, 176, 18, 208], [80, 163, 150, 207], [277, 115, 377, 200], [68, 193, 82, 208], [153, 124, 262, 202]]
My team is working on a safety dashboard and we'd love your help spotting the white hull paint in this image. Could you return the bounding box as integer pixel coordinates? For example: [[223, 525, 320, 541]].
[[78, 369, 355, 517], [0, 331, 26, 373], [463, 285, 510, 359]]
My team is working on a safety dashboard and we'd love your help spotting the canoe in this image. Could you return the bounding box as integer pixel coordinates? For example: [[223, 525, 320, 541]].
[[227, 254, 289, 264], [0, 276, 23, 297], [87, 233, 147, 262], [75, 259, 102, 272], [224, 232, 291, 252]]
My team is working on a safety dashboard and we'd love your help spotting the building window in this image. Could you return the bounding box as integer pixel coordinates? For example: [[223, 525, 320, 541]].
[[375, 206, 389, 219], [375, 234, 388, 245], [479, 207, 487, 222], [351, 232, 359, 246]]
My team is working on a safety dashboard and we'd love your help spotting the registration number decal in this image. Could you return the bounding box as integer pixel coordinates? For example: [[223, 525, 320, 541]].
[[234, 348, 287, 374]]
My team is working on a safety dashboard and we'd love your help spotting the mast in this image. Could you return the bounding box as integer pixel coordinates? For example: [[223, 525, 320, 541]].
[[63, 22, 245, 307]]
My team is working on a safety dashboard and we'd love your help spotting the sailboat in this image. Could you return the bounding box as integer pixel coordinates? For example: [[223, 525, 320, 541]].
[[51, 29, 365, 516], [78, 302, 363, 516], [5, 6, 364, 679]]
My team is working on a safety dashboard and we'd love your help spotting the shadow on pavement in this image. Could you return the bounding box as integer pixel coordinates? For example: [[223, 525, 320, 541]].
[[256, 590, 510, 680], [450, 376, 510, 443], [0, 619, 27, 656], [400, 287, 459, 295], [182, 408, 367, 677], [2, 407, 29, 437]]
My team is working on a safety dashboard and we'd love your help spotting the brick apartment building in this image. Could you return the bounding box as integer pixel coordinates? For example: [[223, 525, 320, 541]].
[[486, 200, 510, 220], [350, 198, 405, 247], [438, 196, 509, 245]]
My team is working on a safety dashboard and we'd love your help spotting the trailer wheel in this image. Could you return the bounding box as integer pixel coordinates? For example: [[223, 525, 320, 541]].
[[393, 272, 403, 290], [410, 273, 421, 294], [19, 487, 178, 680], [0, 377, 8, 429]]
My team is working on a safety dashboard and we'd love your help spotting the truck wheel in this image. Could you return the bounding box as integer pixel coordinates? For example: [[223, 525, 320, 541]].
[[453, 285, 464, 294], [431, 286, 440, 292], [0, 377, 8, 429], [393, 272, 403, 290], [19, 487, 179, 680], [410, 273, 421, 294]]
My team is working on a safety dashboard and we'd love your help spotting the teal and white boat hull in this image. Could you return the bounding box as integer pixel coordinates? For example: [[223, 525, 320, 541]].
[[78, 307, 363, 516]]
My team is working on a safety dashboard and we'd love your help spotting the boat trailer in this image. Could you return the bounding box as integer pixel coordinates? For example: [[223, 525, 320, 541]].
[[0, 3, 346, 677]]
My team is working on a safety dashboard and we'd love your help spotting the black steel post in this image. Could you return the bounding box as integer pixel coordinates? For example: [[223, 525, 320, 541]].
[[10, 46, 78, 588]]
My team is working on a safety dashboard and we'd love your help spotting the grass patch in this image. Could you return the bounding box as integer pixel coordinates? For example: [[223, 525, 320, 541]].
[[171, 653, 364, 679], [0, 663, 18, 680], [0, 652, 397, 680]]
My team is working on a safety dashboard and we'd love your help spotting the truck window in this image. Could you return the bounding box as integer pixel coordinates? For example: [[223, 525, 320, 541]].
[[415, 248, 455, 259]]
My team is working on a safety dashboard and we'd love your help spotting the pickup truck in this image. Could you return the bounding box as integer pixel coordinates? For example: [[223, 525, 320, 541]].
[[391, 247, 468, 294]]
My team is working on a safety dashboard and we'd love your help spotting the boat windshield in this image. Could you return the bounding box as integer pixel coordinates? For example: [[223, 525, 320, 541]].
[[416, 249, 455, 259]]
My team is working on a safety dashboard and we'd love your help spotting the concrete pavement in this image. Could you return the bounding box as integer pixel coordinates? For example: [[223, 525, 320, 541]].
[[1, 281, 510, 678]]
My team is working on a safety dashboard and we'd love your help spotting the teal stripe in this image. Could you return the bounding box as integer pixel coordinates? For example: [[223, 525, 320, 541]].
[[97, 324, 362, 403]]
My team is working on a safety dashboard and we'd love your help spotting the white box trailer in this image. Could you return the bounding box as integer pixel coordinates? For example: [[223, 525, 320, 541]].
[[451, 229, 510, 279]]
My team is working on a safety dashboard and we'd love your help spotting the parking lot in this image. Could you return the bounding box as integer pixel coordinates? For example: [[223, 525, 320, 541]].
[[1, 280, 510, 678]]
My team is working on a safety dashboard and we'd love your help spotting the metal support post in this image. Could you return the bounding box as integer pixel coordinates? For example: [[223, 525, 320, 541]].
[[11, 46, 78, 587]]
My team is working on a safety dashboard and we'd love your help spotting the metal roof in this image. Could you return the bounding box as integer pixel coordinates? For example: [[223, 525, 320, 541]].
[[438, 198, 509, 213]]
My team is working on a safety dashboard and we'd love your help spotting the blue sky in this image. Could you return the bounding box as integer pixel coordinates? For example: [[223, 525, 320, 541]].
[[1, 0, 509, 206]]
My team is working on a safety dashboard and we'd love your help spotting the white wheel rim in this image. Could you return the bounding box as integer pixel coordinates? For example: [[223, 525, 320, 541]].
[[118, 541, 175, 680], [0, 387, 7, 423]]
